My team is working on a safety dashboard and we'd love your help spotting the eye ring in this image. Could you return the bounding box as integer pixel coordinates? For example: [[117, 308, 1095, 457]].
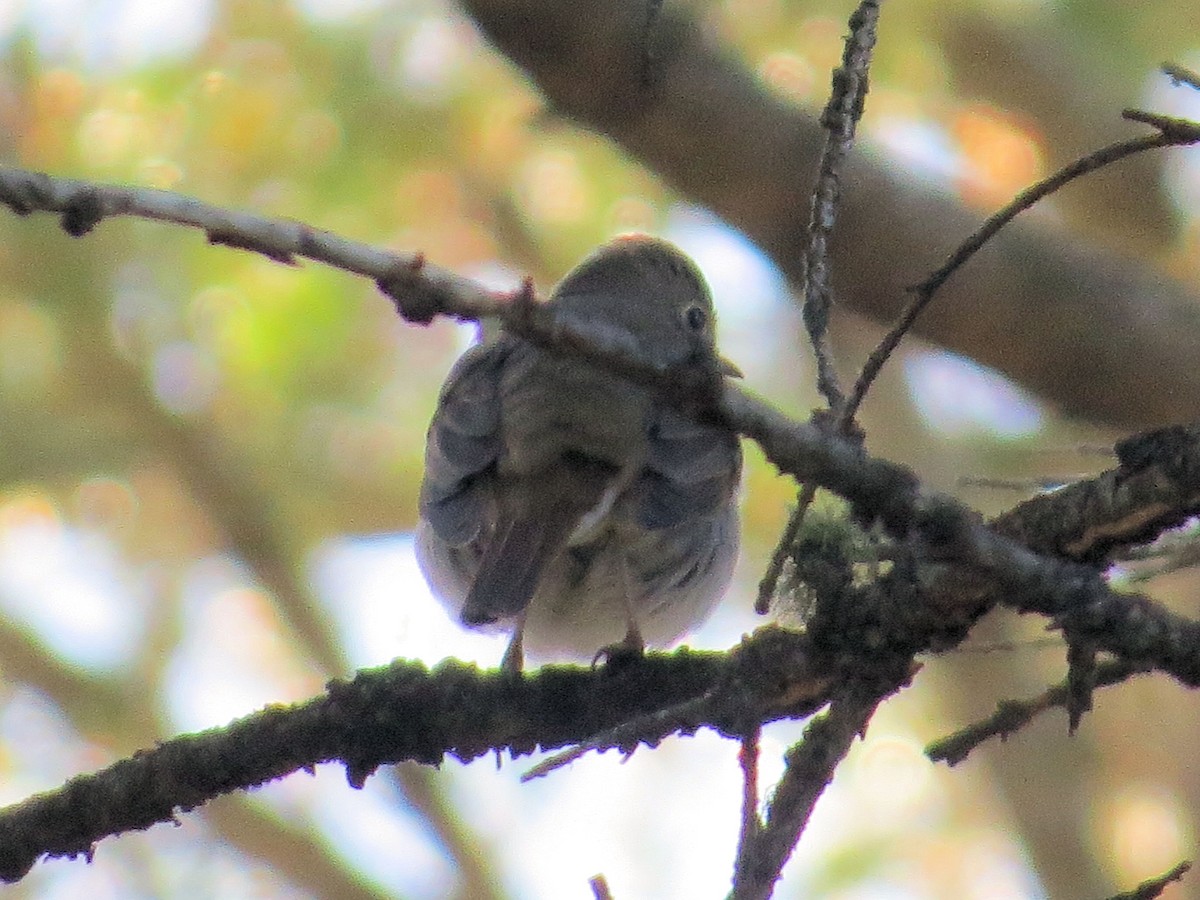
[[683, 303, 707, 331]]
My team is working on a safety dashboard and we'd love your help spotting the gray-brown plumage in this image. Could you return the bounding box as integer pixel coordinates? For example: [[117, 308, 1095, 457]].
[[416, 235, 741, 669]]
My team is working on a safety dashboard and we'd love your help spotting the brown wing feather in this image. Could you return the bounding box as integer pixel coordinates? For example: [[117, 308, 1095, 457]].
[[461, 459, 615, 625]]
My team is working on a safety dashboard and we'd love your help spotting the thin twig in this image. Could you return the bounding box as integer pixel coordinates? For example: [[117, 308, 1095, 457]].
[[734, 725, 763, 881], [1123, 541, 1200, 583], [757, 0, 879, 613], [756, 483, 819, 614], [848, 100, 1200, 415], [730, 688, 886, 900], [800, 0, 878, 412], [520, 695, 711, 782], [1163, 62, 1200, 91], [958, 475, 1072, 492], [0, 166, 503, 317], [1109, 860, 1191, 900], [926, 658, 1148, 765]]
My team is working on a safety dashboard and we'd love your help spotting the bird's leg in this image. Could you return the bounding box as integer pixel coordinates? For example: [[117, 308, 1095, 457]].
[[592, 556, 646, 669], [500, 613, 527, 675], [617, 580, 646, 656]]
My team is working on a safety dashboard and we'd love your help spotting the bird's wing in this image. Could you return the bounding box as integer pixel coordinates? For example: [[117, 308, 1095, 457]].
[[636, 406, 741, 529], [418, 338, 512, 546]]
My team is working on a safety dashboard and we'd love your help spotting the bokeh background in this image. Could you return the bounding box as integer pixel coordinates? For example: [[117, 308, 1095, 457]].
[[1, 0, 1200, 897]]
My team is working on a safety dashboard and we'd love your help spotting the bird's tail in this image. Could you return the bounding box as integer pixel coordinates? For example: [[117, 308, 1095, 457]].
[[461, 458, 613, 626]]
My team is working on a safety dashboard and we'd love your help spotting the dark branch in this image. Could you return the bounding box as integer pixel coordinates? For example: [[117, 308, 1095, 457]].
[[7, 163, 1200, 683], [801, 0, 879, 412], [1110, 860, 1191, 900], [8, 161, 1200, 888], [926, 658, 1148, 765], [731, 685, 891, 900], [5, 165, 1200, 696], [0, 630, 830, 883], [757, 0, 878, 614], [990, 423, 1200, 564], [850, 107, 1200, 414]]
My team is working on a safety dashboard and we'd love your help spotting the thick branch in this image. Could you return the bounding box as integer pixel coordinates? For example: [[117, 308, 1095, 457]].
[[991, 423, 1200, 563], [0, 630, 831, 882]]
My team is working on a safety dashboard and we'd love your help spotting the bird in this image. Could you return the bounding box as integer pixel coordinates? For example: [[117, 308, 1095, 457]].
[[415, 234, 741, 671]]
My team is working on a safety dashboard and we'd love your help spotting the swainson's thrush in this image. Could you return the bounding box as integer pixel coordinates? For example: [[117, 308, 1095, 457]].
[[416, 235, 741, 670]]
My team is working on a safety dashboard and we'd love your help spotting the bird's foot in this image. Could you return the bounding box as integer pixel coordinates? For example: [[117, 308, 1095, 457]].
[[591, 629, 645, 673]]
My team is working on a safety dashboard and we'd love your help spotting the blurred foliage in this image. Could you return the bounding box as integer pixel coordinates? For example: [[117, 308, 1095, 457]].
[[1, 0, 1199, 898]]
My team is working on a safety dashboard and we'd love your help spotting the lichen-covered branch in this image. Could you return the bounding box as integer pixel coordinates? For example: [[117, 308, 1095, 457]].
[[0, 630, 831, 883]]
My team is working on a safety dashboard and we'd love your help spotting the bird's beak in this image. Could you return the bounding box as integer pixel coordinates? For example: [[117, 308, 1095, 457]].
[[718, 356, 743, 378]]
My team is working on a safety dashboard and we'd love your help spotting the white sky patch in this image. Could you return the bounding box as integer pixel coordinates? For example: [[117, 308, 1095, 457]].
[[0, 688, 92, 801], [0, 521, 145, 671], [12, 0, 212, 70], [0, 2, 18, 42], [396, 15, 472, 103], [163, 556, 323, 733], [1144, 50, 1200, 221], [445, 730, 746, 899], [905, 349, 1043, 438], [311, 773, 456, 899], [664, 207, 787, 332], [291, 0, 389, 25], [312, 533, 508, 669], [872, 116, 965, 187], [249, 765, 457, 900]]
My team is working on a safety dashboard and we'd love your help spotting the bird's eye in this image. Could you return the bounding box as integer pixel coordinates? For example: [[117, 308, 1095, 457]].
[[683, 304, 707, 331]]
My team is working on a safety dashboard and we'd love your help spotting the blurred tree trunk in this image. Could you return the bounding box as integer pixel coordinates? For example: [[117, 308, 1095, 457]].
[[937, 11, 1179, 251], [460, 0, 1200, 430]]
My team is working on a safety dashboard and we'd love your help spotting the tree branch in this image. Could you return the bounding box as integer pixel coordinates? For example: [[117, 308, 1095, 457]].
[[990, 423, 1200, 563], [0, 631, 832, 882], [1111, 860, 1192, 900], [926, 658, 1149, 765], [731, 685, 890, 900], [756, 0, 878, 614]]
